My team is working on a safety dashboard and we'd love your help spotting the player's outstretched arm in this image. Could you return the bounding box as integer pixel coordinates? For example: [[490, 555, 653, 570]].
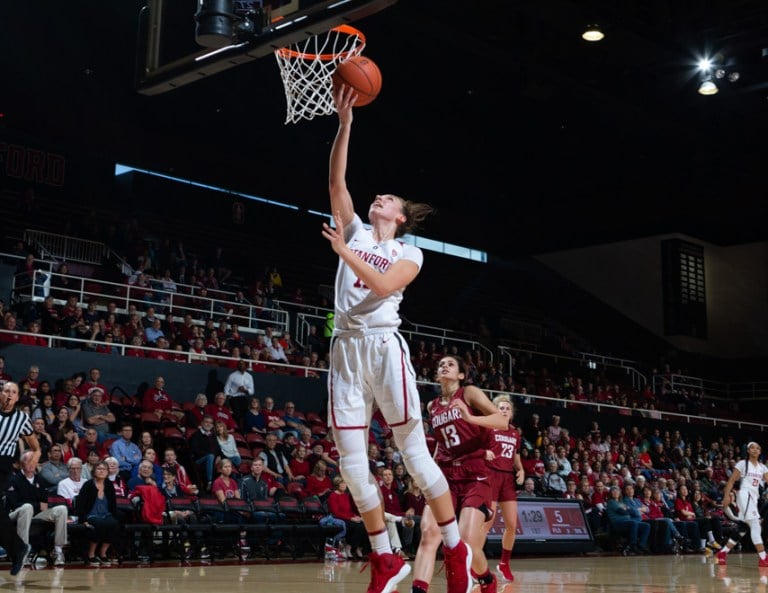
[[329, 85, 356, 227]]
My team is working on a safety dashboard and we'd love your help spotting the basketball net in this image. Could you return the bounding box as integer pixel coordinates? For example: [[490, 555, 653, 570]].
[[275, 25, 366, 124]]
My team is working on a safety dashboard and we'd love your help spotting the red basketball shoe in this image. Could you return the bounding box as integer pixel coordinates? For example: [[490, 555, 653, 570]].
[[715, 551, 727, 565], [479, 573, 497, 593], [366, 552, 411, 593], [497, 562, 515, 582], [443, 541, 473, 593], [758, 556, 768, 568]]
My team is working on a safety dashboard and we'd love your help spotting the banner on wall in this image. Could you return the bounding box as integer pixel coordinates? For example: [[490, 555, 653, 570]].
[[0, 139, 66, 188]]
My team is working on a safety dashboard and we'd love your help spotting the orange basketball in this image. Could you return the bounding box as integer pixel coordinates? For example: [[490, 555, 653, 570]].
[[332, 55, 382, 107]]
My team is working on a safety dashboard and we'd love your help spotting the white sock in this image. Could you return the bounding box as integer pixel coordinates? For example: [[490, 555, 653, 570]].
[[440, 519, 461, 549], [370, 531, 391, 555]]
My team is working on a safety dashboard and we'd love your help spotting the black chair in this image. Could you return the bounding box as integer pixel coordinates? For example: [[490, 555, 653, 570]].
[[276, 496, 304, 523], [301, 495, 327, 521]]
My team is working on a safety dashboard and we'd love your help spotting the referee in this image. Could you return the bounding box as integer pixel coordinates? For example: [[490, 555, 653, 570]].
[[0, 381, 40, 575]]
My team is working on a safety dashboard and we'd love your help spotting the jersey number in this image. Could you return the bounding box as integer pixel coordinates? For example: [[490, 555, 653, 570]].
[[353, 277, 368, 289], [500, 443, 516, 459], [440, 425, 461, 447]]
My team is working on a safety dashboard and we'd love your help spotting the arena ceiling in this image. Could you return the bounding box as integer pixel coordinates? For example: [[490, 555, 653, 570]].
[[3, 1, 768, 258]]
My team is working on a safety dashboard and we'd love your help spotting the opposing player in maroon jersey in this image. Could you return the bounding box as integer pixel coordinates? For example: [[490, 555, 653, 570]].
[[482, 394, 524, 582], [409, 355, 507, 593]]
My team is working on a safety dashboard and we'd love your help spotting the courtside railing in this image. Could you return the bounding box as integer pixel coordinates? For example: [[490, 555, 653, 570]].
[[12, 269, 290, 336], [2, 328, 764, 433]]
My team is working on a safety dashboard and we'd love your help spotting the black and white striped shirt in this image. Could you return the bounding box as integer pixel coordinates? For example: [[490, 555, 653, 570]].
[[0, 409, 33, 458]]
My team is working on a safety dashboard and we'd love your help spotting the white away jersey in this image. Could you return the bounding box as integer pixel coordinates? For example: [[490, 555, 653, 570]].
[[333, 214, 423, 332], [735, 458, 768, 521]]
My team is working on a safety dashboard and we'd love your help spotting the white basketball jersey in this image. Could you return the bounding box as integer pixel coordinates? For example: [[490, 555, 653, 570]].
[[333, 214, 423, 332], [735, 458, 768, 521]]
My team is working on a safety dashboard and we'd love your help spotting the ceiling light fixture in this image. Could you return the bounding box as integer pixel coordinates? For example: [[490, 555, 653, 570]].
[[582, 24, 605, 42], [698, 76, 719, 96], [695, 53, 740, 96]]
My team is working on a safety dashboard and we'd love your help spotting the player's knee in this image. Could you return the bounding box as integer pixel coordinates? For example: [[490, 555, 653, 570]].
[[401, 451, 446, 498], [338, 453, 380, 512], [420, 522, 441, 549]]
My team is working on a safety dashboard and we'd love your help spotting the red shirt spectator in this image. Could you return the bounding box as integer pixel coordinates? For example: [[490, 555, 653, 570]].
[[326, 481, 360, 521], [79, 368, 108, 399], [317, 433, 340, 465], [304, 460, 333, 498], [125, 336, 146, 358], [175, 315, 197, 345], [403, 484, 426, 517], [143, 376, 175, 415], [261, 396, 286, 434], [379, 468, 404, 516], [77, 429, 107, 462], [53, 376, 76, 408], [18, 320, 47, 346], [591, 481, 609, 510], [522, 448, 546, 480], [204, 391, 237, 431], [288, 445, 311, 481]]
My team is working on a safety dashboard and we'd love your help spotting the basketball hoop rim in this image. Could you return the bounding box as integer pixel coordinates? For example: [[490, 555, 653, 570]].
[[276, 24, 366, 61]]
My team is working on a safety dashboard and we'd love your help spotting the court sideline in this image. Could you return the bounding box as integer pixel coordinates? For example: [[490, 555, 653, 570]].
[[2, 553, 764, 593]]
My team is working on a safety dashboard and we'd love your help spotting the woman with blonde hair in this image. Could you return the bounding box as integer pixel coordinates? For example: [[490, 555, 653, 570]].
[[211, 458, 250, 557], [305, 459, 333, 500], [481, 394, 524, 582], [214, 419, 241, 469]]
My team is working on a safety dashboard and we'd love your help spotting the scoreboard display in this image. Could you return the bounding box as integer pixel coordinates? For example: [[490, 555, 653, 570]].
[[486, 498, 593, 553]]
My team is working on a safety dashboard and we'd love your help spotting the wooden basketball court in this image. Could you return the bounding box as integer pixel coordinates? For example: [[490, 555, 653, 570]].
[[3, 553, 765, 593]]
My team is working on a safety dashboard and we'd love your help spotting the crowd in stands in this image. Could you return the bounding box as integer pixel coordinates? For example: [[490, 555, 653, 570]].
[[1, 213, 766, 568], [0, 325, 765, 568], [1, 233, 747, 424], [512, 413, 768, 555]]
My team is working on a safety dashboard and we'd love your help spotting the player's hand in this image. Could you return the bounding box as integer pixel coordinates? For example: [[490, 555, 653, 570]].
[[724, 504, 738, 522], [448, 397, 471, 420], [322, 212, 347, 255], [332, 84, 356, 123], [484, 450, 495, 461]]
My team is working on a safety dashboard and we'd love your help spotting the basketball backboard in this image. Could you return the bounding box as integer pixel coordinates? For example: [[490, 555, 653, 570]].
[[136, 0, 397, 96]]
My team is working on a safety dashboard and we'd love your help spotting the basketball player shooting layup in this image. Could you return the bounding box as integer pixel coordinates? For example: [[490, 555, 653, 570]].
[[320, 82, 473, 593]]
